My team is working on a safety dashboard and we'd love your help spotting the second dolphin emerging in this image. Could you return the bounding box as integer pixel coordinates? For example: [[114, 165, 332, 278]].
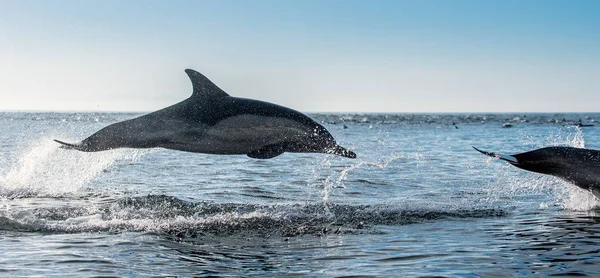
[[55, 69, 356, 159], [474, 146, 600, 198]]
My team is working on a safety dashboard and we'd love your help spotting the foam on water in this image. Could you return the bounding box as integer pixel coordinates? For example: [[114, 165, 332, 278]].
[[0, 195, 507, 236]]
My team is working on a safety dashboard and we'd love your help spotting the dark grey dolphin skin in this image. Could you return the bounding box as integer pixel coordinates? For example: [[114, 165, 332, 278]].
[[474, 146, 600, 198], [54, 69, 356, 159]]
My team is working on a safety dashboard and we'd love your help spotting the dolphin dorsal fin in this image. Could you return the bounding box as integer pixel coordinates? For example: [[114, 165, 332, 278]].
[[185, 69, 230, 98]]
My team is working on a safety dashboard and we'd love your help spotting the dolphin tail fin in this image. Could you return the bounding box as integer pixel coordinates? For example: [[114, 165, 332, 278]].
[[54, 139, 85, 151], [473, 146, 519, 164]]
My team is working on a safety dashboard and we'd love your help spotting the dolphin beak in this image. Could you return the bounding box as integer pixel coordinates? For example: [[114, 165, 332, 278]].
[[331, 145, 357, 159]]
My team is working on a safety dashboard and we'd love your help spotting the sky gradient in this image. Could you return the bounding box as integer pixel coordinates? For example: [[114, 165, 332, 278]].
[[1, 0, 599, 112]]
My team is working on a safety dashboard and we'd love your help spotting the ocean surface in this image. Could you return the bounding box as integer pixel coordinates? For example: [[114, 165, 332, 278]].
[[1, 112, 600, 277]]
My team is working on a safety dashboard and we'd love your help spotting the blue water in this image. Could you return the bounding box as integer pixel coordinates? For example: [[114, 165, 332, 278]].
[[1, 112, 599, 277]]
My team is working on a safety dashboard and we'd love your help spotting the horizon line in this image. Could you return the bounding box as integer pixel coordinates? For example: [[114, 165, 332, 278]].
[[1, 109, 599, 114]]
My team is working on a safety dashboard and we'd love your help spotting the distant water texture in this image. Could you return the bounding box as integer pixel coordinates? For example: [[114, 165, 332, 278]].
[[1, 112, 599, 277]]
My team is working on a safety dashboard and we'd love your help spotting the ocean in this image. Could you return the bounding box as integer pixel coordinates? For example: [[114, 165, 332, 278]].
[[1, 112, 599, 277]]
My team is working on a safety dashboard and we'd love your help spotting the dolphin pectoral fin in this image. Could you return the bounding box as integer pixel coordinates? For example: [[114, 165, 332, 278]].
[[247, 145, 285, 159], [473, 146, 519, 164]]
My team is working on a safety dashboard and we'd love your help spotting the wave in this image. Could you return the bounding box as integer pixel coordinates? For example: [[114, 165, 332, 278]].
[[0, 195, 508, 237]]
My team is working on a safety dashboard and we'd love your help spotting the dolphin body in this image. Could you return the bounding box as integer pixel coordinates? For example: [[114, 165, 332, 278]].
[[474, 146, 600, 198], [54, 69, 356, 159]]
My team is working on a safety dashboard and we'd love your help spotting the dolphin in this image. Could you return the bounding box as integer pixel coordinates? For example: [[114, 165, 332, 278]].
[[473, 146, 600, 198], [54, 69, 356, 159]]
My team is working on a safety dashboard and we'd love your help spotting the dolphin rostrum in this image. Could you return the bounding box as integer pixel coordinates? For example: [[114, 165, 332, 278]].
[[474, 146, 600, 198], [54, 69, 356, 159]]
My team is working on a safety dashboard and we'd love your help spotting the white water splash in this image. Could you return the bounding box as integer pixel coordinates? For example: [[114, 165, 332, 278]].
[[549, 126, 599, 210], [549, 126, 585, 148], [318, 153, 405, 203], [43, 210, 280, 234], [556, 184, 598, 211], [484, 126, 598, 210], [0, 137, 147, 198]]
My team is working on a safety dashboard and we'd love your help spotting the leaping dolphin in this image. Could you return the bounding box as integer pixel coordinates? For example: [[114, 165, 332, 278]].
[[474, 146, 600, 198], [54, 69, 356, 159]]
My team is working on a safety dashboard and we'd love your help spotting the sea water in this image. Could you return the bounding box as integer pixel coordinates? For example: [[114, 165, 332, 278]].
[[1, 112, 599, 277]]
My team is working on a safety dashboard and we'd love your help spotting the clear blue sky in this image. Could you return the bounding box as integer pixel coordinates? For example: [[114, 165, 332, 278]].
[[1, 0, 599, 112]]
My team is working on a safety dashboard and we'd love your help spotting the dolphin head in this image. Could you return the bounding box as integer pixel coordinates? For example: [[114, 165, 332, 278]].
[[295, 124, 356, 158]]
